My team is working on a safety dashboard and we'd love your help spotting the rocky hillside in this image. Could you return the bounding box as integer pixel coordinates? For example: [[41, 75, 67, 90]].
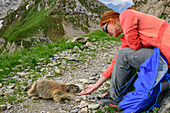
[[0, 0, 110, 52], [133, 0, 170, 22]]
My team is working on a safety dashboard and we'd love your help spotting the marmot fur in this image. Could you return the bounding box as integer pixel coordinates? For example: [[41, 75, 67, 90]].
[[24, 79, 81, 102]]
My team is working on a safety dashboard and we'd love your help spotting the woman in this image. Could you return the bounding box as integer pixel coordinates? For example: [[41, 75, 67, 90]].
[[80, 9, 170, 106]]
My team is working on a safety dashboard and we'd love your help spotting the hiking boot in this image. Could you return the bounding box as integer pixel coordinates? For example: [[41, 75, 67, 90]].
[[95, 93, 118, 107], [96, 92, 111, 100]]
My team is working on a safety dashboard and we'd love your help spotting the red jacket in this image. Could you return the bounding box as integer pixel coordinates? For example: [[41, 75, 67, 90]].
[[102, 10, 170, 78]]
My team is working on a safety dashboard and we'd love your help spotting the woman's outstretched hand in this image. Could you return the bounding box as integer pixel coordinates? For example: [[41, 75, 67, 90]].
[[80, 84, 97, 95], [80, 75, 108, 95]]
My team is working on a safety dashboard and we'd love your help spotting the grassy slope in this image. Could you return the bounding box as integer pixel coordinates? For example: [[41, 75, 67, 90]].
[[0, 0, 110, 43], [0, 0, 64, 42]]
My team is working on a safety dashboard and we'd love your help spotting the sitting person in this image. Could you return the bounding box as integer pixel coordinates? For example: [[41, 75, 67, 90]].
[[80, 8, 170, 107]]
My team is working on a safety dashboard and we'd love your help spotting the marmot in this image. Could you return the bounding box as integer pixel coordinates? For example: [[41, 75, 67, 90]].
[[24, 79, 81, 102]]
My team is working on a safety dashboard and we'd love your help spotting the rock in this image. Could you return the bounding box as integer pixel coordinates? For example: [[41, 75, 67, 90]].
[[39, 37, 52, 43], [0, 90, 4, 96], [86, 95, 95, 100], [61, 57, 80, 62], [158, 90, 170, 113], [75, 98, 81, 102], [85, 42, 92, 46], [6, 42, 17, 53], [45, 72, 54, 78], [58, 110, 67, 113], [0, 0, 22, 19], [4, 89, 14, 95], [0, 104, 7, 111], [68, 37, 89, 43], [7, 104, 12, 110], [79, 79, 91, 84], [7, 84, 16, 89], [79, 101, 88, 108], [17, 72, 27, 77], [54, 67, 62, 74], [40, 68, 46, 72], [88, 103, 100, 109], [40, 111, 46, 113], [0, 37, 6, 49], [73, 46, 82, 52], [80, 107, 88, 113], [70, 108, 79, 113], [133, 0, 169, 21]]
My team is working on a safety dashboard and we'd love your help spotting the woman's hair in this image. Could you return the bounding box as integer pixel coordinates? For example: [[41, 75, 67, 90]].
[[100, 10, 120, 28], [127, 6, 136, 10], [100, 7, 136, 28]]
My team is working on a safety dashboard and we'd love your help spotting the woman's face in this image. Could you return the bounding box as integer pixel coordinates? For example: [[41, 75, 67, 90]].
[[106, 20, 123, 37]]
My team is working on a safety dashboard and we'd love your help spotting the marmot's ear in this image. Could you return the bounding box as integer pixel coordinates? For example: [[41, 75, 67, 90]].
[[24, 85, 32, 92]]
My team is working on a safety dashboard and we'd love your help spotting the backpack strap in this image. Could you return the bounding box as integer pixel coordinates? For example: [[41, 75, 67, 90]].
[[112, 73, 137, 101], [168, 78, 170, 89]]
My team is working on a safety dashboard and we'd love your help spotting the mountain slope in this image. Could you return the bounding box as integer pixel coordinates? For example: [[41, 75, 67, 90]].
[[0, 0, 110, 43]]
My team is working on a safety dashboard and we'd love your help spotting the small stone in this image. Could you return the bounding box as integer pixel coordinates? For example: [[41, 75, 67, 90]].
[[39, 58, 44, 61], [7, 84, 16, 89], [73, 46, 82, 52], [17, 72, 27, 77], [4, 89, 14, 95], [40, 111, 46, 113], [75, 98, 81, 102], [88, 103, 100, 109], [62, 56, 80, 61], [7, 104, 12, 110], [15, 65, 22, 68], [85, 42, 92, 46], [80, 107, 88, 113], [54, 67, 62, 74], [45, 72, 54, 78], [86, 95, 95, 100], [79, 79, 91, 84], [79, 101, 88, 108], [89, 76, 96, 80], [70, 108, 79, 113], [90, 73, 98, 76], [0, 90, 4, 96], [40, 68, 46, 72], [0, 104, 7, 111], [58, 110, 67, 113]]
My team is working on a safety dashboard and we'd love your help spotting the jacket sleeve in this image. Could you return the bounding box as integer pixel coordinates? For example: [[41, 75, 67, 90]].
[[102, 37, 128, 78], [120, 10, 142, 50]]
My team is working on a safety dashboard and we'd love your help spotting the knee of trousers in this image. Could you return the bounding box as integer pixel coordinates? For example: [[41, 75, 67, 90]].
[[116, 48, 133, 64]]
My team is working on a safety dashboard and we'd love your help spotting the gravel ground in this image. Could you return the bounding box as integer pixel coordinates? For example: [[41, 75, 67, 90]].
[[2, 40, 120, 113]]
